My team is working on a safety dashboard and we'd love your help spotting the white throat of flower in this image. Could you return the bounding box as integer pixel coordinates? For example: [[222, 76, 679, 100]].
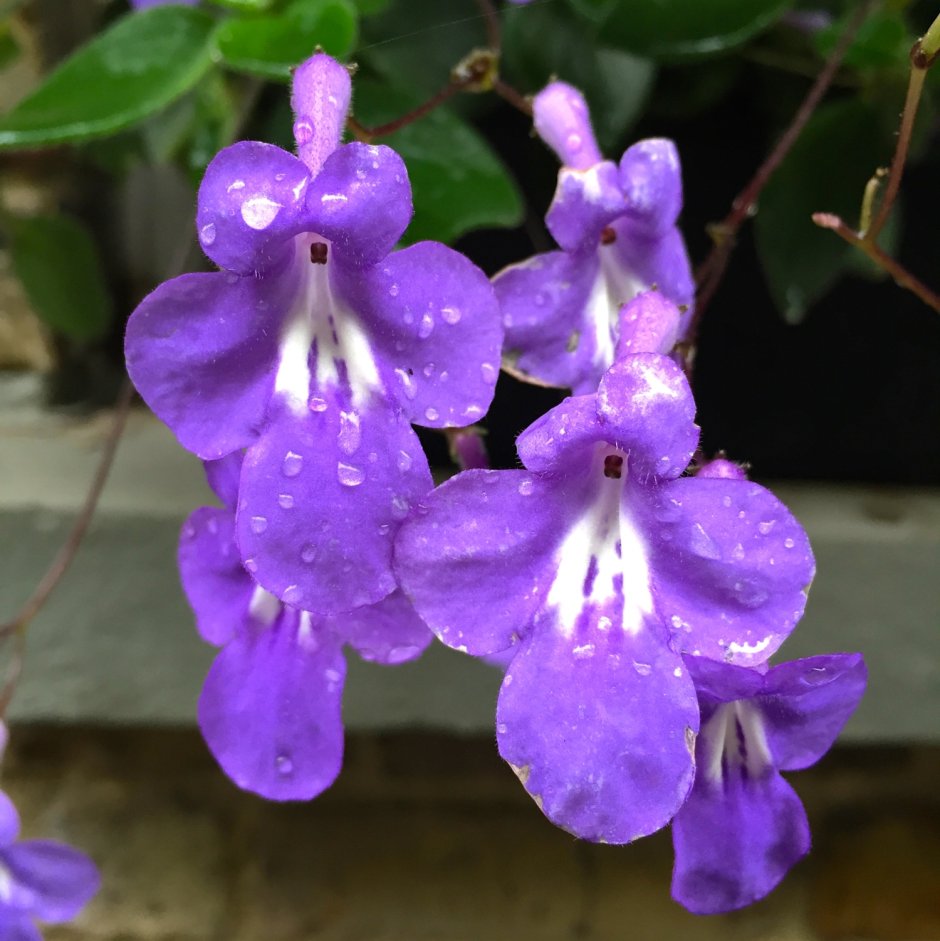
[[701, 700, 772, 784], [584, 243, 645, 374], [274, 235, 381, 414], [546, 446, 653, 639]]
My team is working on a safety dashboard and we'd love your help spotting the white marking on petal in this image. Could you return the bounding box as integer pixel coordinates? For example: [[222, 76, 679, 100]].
[[241, 196, 282, 230], [321, 193, 348, 204], [583, 247, 646, 374], [702, 701, 772, 784], [248, 585, 281, 626], [727, 635, 774, 658]]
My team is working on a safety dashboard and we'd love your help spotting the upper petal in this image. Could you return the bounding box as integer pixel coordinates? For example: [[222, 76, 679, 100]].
[[0, 912, 40, 941], [196, 141, 313, 276], [125, 270, 294, 459], [618, 138, 683, 238], [497, 615, 698, 843], [203, 453, 243, 510], [236, 392, 432, 614], [0, 790, 19, 845], [178, 506, 254, 647], [545, 162, 627, 252], [334, 241, 502, 427], [647, 477, 815, 665], [328, 589, 433, 665], [394, 469, 582, 655], [2, 840, 100, 923], [759, 653, 867, 771], [305, 142, 412, 269], [198, 610, 346, 801]]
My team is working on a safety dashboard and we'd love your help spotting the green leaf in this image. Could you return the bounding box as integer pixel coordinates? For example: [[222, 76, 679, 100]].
[[814, 10, 911, 70], [0, 7, 216, 150], [205, 0, 277, 11], [8, 214, 114, 341], [353, 82, 523, 245], [351, 0, 390, 13], [503, 4, 654, 151], [214, 0, 358, 81], [581, 0, 794, 60], [0, 21, 20, 70], [755, 100, 890, 323]]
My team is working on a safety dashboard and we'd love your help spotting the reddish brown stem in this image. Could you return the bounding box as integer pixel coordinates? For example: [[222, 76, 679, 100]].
[[493, 76, 532, 116], [813, 212, 940, 312], [348, 82, 463, 142], [689, 1, 877, 354], [476, 0, 501, 51]]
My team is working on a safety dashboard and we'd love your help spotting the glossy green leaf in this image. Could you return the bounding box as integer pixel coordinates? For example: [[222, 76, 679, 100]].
[[582, 0, 794, 60], [755, 100, 890, 323], [8, 214, 114, 341], [0, 7, 216, 149], [353, 82, 523, 245], [503, 4, 654, 151], [351, 0, 390, 13], [814, 10, 911, 70], [214, 0, 358, 81], [206, 0, 277, 11]]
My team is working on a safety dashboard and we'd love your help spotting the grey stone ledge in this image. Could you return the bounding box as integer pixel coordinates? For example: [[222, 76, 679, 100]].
[[1, 387, 938, 741]]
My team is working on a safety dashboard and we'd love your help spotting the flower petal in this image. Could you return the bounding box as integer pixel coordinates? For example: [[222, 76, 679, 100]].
[[196, 141, 313, 276], [515, 394, 606, 475], [545, 162, 627, 252], [198, 610, 346, 801], [334, 240, 502, 427], [329, 590, 433, 665], [648, 477, 815, 665], [495, 249, 604, 392], [394, 469, 582, 655], [305, 142, 412, 268], [0, 912, 40, 941], [237, 394, 431, 614], [203, 453, 243, 510], [2, 841, 100, 923], [126, 270, 294, 459], [178, 506, 254, 646], [671, 768, 810, 914], [759, 653, 867, 771], [618, 139, 683, 238], [497, 615, 697, 843], [0, 790, 20, 845]]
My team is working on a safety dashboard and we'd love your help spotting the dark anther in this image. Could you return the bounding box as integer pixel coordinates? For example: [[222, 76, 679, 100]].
[[603, 454, 624, 479], [600, 226, 617, 245], [309, 242, 328, 265]]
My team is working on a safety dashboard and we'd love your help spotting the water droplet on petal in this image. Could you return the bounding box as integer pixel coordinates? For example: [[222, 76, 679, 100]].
[[278, 494, 294, 510], [338, 410, 361, 456], [758, 520, 776, 535], [301, 544, 317, 564], [293, 119, 313, 144], [481, 362, 498, 385], [200, 222, 216, 246], [337, 462, 365, 487], [283, 585, 302, 605], [425, 406, 440, 422], [309, 395, 328, 413], [518, 479, 534, 496], [244, 557, 258, 573], [633, 661, 652, 676], [497, 723, 508, 735], [250, 515, 268, 534], [731, 542, 745, 561], [391, 495, 410, 520], [378, 523, 391, 536], [389, 283, 400, 297], [722, 495, 732, 508], [567, 132, 582, 153], [422, 362, 436, 377], [282, 451, 304, 477], [441, 306, 461, 325], [397, 450, 413, 472], [276, 754, 294, 776]]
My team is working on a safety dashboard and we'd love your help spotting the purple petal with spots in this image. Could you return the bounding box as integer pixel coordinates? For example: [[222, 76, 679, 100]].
[[0, 790, 19, 845], [237, 395, 431, 614], [759, 654, 867, 771], [545, 162, 627, 252], [647, 477, 815, 665], [329, 590, 433, 664], [0, 912, 40, 941], [305, 143, 412, 268], [672, 768, 810, 914], [683, 653, 766, 710], [195, 141, 313, 276], [198, 609, 346, 801], [334, 241, 502, 426], [495, 249, 603, 392], [533, 82, 603, 171], [615, 290, 681, 360], [178, 506, 253, 646], [497, 613, 697, 843], [203, 452, 243, 509], [515, 394, 607, 474], [395, 469, 585, 655], [619, 139, 683, 238], [2, 841, 100, 922], [125, 269, 295, 459]]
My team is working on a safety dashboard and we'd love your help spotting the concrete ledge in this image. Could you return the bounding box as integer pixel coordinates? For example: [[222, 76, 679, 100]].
[[2, 384, 938, 740]]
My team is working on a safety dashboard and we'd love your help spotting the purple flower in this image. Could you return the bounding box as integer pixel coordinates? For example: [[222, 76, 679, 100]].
[[126, 52, 502, 615], [394, 354, 814, 842], [494, 82, 694, 394], [178, 453, 433, 800], [672, 652, 867, 913], [0, 789, 99, 940]]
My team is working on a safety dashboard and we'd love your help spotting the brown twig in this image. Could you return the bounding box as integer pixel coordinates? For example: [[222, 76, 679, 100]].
[[348, 82, 465, 142], [475, 0, 501, 52], [688, 0, 878, 357], [812, 213, 940, 312]]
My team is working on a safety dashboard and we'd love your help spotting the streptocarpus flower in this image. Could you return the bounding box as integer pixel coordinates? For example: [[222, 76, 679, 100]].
[[178, 454, 432, 800], [0, 787, 99, 940], [672, 652, 866, 913], [395, 354, 815, 842], [125, 52, 502, 615], [494, 82, 694, 394]]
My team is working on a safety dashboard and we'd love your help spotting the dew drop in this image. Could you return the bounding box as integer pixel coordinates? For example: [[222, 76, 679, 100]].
[[566, 132, 582, 153], [199, 222, 216, 246], [497, 723, 508, 735], [278, 493, 294, 510], [395, 368, 418, 401], [722, 495, 732, 508], [481, 362, 498, 385], [633, 661, 652, 676], [517, 479, 534, 496], [425, 406, 440, 422], [418, 313, 434, 338], [397, 450, 413, 472], [301, 544, 317, 564], [227, 179, 245, 193], [338, 410, 361, 455], [308, 395, 328, 413], [534, 292, 547, 307], [441, 305, 462, 325], [274, 172, 286, 182], [422, 362, 436, 377], [391, 495, 410, 520], [250, 515, 268, 534], [244, 557, 258, 573], [276, 754, 294, 776], [337, 462, 365, 487], [293, 119, 313, 144], [784, 537, 795, 549], [378, 523, 391, 536], [731, 543, 745, 561], [282, 451, 304, 477], [283, 585, 302, 605], [389, 283, 400, 297], [758, 520, 776, 535]]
